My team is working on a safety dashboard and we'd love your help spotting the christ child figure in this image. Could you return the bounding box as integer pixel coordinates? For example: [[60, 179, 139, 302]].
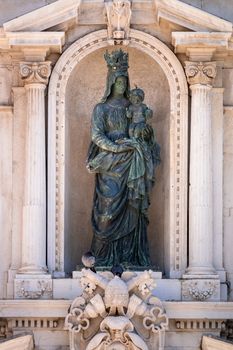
[[126, 87, 153, 140]]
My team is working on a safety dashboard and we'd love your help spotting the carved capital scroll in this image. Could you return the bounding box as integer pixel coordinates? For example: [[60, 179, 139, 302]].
[[20, 61, 51, 85], [185, 61, 217, 86]]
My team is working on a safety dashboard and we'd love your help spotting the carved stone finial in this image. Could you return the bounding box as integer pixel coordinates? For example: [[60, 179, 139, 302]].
[[105, 0, 132, 44], [185, 61, 217, 86], [20, 61, 51, 85]]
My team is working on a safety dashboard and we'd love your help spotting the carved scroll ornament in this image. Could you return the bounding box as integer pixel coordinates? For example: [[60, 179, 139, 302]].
[[20, 61, 51, 84], [185, 61, 217, 86]]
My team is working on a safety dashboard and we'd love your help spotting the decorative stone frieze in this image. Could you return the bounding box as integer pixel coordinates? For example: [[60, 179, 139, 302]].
[[8, 318, 59, 329], [185, 61, 217, 86], [65, 269, 168, 350], [15, 279, 53, 299], [20, 62, 51, 85], [182, 280, 220, 301], [176, 319, 224, 330], [105, 0, 131, 43]]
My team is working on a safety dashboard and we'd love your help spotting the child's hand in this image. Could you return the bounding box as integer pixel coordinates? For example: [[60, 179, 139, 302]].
[[145, 108, 153, 119], [116, 138, 128, 144], [126, 108, 132, 119]]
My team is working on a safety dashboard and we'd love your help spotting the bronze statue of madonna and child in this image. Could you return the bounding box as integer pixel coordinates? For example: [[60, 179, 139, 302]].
[[85, 49, 160, 269]]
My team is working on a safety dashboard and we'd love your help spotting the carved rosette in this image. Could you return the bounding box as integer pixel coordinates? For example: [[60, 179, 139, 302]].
[[185, 61, 217, 86], [20, 61, 51, 85]]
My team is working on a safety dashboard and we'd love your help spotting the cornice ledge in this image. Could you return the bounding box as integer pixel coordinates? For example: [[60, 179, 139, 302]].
[[1, 300, 233, 319], [172, 32, 232, 57], [0, 106, 13, 113], [164, 301, 233, 319], [0, 32, 65, 53], [3, 0, 82, 32], [154, 0, 233, 33]]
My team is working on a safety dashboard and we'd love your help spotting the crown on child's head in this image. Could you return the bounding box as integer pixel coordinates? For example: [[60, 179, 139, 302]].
[[104, 49, 129, 74]]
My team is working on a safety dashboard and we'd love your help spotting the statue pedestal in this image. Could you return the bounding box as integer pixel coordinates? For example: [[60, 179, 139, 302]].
[[12, 272, 225, 302], [72, 270, 162, 279]]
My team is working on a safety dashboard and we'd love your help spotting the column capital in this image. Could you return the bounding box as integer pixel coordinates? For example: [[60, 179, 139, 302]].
[[19, 61, 51, 85], [185, 61, 217, 86]]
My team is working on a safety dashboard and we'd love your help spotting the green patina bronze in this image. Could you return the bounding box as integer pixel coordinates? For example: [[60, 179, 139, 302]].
[[86, 49, 160, 268]]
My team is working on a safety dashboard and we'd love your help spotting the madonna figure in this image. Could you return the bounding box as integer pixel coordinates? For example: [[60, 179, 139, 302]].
[[86, 49, 160, 268]]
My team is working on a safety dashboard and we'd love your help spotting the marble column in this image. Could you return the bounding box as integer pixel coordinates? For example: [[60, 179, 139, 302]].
[[212, 87, 225, 281], [185, 61, 217, 277], [18, 62, 51, 274]]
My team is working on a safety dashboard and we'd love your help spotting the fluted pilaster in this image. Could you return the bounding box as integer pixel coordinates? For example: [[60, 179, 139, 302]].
[[19, 61, 51, 274], [185, 61, 217, 277]]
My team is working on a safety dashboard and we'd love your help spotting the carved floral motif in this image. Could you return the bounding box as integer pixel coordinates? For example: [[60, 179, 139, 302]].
[[20, 61, 51, 84], [15, 280, 53, 299], [182, 280, 219, 301], [185, 61, 217, 85]]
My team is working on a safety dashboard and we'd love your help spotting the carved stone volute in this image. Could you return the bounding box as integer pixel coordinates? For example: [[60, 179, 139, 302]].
[[185, 61, 217, 86], [20, 61, 51, 85]]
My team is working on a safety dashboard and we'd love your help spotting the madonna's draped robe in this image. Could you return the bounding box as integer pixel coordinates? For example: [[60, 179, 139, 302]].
[[87, 100, 159, 267]]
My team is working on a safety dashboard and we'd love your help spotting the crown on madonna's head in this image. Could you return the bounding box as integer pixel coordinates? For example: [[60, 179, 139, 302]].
[[104, 49, 129, 73]]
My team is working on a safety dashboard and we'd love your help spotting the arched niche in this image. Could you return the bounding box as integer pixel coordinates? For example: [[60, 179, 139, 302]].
[[48, 29, 188, 278]]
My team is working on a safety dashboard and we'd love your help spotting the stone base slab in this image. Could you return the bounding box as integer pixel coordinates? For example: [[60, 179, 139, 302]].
[[183, 273, 219, 279], [54, 277, 180, 301], [72, 270, 163, 279], [10, 277, 227, 301], [10, 271, 227, 301]]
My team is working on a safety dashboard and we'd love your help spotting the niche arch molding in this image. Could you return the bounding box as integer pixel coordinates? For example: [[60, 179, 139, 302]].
[[48, 29, 188, 277]]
